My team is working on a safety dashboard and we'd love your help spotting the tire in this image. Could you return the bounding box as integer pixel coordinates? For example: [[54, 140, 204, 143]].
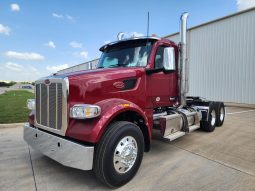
[[200, 102, 217, 132], [215, 102, 225, 127], [93, 121, 144, 188]]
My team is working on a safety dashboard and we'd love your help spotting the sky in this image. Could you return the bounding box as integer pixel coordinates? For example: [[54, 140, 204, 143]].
[[0, 0, 254, 82]]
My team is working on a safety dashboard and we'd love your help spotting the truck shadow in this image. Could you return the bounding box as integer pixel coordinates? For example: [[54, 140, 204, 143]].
[[32, 152, 108, 191], [30, 129, 208, 191]]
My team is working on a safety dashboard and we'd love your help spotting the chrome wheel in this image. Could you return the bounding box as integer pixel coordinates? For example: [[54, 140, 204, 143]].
[[113, 136, 138, 174], [211, 110, 216, 126], [220, 107, 225, 121]]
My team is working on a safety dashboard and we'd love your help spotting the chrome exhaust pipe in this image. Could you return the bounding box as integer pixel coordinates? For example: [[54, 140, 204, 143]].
[[179, 12, 189, 107]]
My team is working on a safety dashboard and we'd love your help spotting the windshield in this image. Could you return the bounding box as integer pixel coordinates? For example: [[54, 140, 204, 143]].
[[98, 40, 154, 68]]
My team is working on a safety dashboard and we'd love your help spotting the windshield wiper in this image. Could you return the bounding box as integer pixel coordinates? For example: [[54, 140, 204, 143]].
[[97, 66, 104, 69]]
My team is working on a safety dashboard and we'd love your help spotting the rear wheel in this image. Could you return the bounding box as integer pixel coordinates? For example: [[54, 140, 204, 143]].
[[93, 121, 144, 188], [200, 102, 217, 132], [215, 102, 225, 126]]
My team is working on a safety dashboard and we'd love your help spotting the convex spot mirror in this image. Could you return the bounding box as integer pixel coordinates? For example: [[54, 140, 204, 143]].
[[163, 47, 175, 70]]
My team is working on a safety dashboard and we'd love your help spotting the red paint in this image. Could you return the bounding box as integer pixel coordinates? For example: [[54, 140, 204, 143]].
[[28, 110, 35, 126], [66, 99, 152, 143], [29, 38, 179, 145]]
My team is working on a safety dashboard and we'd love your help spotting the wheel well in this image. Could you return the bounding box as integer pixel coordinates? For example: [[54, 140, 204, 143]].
[[108, 111, 150, 152]]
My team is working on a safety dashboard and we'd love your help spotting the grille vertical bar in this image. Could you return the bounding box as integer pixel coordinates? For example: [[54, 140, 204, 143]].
[[57, 83, 62, 129], [36, 84, 41, 123], [49, 83, 57, 129], [41, 84, 48, 126], [55, 83, 58, 130]]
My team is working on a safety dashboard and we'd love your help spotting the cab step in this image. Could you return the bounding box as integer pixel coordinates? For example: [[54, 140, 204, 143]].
[[164, 131, 185, 141], [188, 125, 200, 132], [163, 125, 200, 141]]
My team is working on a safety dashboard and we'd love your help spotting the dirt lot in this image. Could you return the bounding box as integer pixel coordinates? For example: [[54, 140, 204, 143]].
[[0, 107, 255, 191]]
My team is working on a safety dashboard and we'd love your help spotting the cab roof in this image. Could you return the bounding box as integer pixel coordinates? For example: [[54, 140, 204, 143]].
[[99, 36, 161, 52]]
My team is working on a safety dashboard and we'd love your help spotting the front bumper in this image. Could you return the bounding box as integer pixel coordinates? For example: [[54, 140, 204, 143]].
[[23, 123, 94, 170]]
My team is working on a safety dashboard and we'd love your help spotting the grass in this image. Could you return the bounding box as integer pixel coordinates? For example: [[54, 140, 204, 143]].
[[0, 90, 34, 124]]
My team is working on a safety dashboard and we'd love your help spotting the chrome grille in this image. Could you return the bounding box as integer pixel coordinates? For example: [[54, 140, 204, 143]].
[[35, 78, 68, 135]]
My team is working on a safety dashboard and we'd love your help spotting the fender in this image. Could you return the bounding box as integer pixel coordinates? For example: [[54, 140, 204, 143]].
[[66, 98, 152, 143]]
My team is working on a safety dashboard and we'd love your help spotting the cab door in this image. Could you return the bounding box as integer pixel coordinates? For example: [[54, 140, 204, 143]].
[[146, 45, 178, 108]]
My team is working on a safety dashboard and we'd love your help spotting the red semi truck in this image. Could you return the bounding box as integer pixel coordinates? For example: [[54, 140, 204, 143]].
[[24, 13, 225, 187]]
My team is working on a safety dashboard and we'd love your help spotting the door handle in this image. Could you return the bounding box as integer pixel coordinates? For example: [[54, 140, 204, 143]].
[[169, 97, 176, 101]]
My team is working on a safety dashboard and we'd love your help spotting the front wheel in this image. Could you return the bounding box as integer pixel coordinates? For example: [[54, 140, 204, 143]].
[[93, 121, 144, 188]]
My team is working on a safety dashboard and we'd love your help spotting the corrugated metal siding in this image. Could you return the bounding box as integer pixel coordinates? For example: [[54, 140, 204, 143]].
[[57, 59, 99, 75], [167, 9, 255, 104]]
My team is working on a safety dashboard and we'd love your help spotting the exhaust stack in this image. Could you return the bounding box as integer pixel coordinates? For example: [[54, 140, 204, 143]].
[[179, 12, 189, 107]]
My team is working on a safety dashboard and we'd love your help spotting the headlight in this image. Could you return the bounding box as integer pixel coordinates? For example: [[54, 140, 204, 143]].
[[27, 99, 35, 110], [70, 104, 101, 119]]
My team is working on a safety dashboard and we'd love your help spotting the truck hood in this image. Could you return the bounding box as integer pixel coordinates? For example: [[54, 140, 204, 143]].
[[58, 67, 141, 79], [61, 67, 146, 104], [60, 67, 145, 81]]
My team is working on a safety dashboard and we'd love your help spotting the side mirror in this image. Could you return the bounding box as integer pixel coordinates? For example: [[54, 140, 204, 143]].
[[163, 47, 175, 70]]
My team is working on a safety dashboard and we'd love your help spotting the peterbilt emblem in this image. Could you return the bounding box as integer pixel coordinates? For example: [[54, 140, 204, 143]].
[[44, 79, 51, 85], [113, 81, 125, 89]]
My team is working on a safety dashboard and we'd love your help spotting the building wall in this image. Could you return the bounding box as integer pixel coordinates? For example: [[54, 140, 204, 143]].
[[57, 59, 99, 75], [166, 8, 255, 104], [57, 8, 255, 104]]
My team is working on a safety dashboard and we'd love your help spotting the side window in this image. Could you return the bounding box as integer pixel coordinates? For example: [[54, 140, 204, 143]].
[[155, 46, 164, 69], [155, 46, 175, 70]]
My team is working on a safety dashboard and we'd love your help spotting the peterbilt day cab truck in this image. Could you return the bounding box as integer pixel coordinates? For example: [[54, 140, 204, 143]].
[[24, 13, 225, 188]]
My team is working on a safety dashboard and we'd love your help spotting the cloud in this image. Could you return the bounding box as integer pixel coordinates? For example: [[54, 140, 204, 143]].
[[1, 63, 42, 81], [5, 62, 23, 71], [66, 14, 75, 21], [237, 0, 255, 11], [53, 13, 75, 21], [52, 13, 63, 18], [29, 66, 40, 74], [0, 24, 11, 35], [10, 3, 20, 11], [4, 51, 45, 60], [69, 41, 83, 48], [46, 64, 69, 72], [44, 41, 56, 48], [79, 51, 88, 59]]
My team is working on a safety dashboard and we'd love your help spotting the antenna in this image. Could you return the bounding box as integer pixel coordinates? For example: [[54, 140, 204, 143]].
[[147, 12, 150, 37]]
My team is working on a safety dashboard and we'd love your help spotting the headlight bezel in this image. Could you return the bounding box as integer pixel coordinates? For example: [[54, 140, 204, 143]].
[[70, 104, 101, 119]]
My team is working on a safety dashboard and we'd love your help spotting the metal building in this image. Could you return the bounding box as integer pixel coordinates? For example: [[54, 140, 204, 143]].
[[166, 7, 255, 105], [57, 59, 99, 75], [58, 7, 255, 104]]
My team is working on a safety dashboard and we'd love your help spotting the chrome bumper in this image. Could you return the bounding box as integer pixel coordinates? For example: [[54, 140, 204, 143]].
[[23, 123, 94, 170]]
